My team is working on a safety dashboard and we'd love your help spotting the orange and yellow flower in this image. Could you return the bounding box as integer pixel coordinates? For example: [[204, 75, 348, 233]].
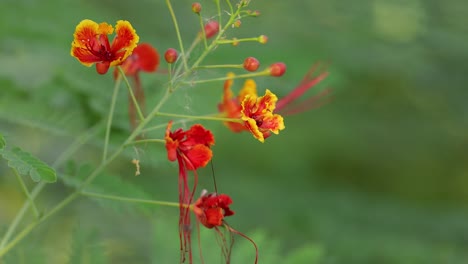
[[241, 89, 285, 143], [218, 74, 285, 143], [70, 19, 139, 74]]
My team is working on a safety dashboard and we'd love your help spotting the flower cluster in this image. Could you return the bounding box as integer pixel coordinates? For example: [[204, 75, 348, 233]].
[[70, 1, 329, 263]]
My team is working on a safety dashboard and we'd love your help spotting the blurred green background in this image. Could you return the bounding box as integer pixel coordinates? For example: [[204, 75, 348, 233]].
[[1, 0, 468, 263]]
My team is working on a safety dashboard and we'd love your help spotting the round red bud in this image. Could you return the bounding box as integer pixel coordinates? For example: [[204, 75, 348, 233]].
[[258, 35, 268, 44], [204, 21, 219, 39], [269, 62, 286, 77], [164, 48, 178, 64], [191, 2, 202, 14], [243, 57, 260, 72]]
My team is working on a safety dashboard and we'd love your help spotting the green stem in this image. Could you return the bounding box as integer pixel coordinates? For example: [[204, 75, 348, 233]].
[[156, 112, 242, 123], [13, 169, 39, 219], [118, 66, 144, 122], [53, 121, 104, 168], [215, 0, 222, 25], [167, 63, 173, 90], [0, 122, 103, 251], [171, 37, 202, 85], [126, 138, 166, 146], [182, 70, 270, 85], [80, 191, 189, 209], [198, 14, 208, 49], [166, 0, 188, 71], [190, 5, 243, 70], [216, 37, 260, 44], [0, 191, 81, 258], [194, 64, 243, 70], [141, 112, 222, 133], [0, 182, 44, 250], [102, 77, 122, 163]]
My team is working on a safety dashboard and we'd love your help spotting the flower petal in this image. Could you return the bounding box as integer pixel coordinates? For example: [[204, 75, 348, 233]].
[[241, 89, 285, 142], [184, 124, 215, 146], [70, 19, 106, 66], [165, 121, 179, 162], [134, 43, 160, 72], [184, 144, 213, 170], [238, 79, 257, 102], [110, 20, 139, 66]]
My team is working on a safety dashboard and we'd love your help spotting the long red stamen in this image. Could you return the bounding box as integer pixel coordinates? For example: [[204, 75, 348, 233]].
[[276, 63, 329, 111], [213, 226, 234, 263], [177, 156, 190, 263], [225, 224, 258, 264], [280, 88, 333, 116]]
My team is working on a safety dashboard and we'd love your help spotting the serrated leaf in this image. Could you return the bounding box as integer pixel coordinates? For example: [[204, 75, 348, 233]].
[[0, 133, 5, 149], [0, 147, 57, 182]]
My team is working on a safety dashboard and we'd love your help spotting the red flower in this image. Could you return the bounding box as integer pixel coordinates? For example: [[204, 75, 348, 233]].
[[114, 43, 159, 77], [113, 43, 160, 132], [193, 192, 234, 228], [70, 19, 139, 74], [192, 191, 258, 264], [165, 121, 215, 170], [165, 121, 215, 263]]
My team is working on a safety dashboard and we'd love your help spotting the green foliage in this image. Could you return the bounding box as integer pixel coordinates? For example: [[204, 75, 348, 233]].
[[0, 147, 56, 183], [1, 0, 468, 263], [67, 228, 107, 264], [1, 230, 46, 264], [61, 162, 156, 214], [150, 219, 324, 264], [0, 133, 5, 149], [284, 243, 324, 264]]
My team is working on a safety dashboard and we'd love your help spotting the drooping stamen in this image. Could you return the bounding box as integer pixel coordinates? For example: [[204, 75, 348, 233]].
[[276, 63, 329, 112], [225, 224, 258, 264]]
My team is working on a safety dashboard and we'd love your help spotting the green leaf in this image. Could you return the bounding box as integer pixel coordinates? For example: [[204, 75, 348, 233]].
[[0, 133, 5, 149], [0, 147, 57, 182]]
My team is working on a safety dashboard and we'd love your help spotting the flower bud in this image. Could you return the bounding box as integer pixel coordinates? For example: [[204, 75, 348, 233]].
[[243, 57, 260, 72], [269, 62, 286, 77], [232, 38, 240, 46], [191, 2, 201, 14], [164, 48, 178, 64], [204, 21, 219, 39], [246, 10, 261, 17], [233, 19, 242, 28], [258, 35, 268, 44]]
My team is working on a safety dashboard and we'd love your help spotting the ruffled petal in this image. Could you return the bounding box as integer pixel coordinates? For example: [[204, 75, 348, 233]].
[[70, 19, 105, 66], [184, 144, 213, 170], [110, 20, 139, 66], [184, 124, 215, 146]]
